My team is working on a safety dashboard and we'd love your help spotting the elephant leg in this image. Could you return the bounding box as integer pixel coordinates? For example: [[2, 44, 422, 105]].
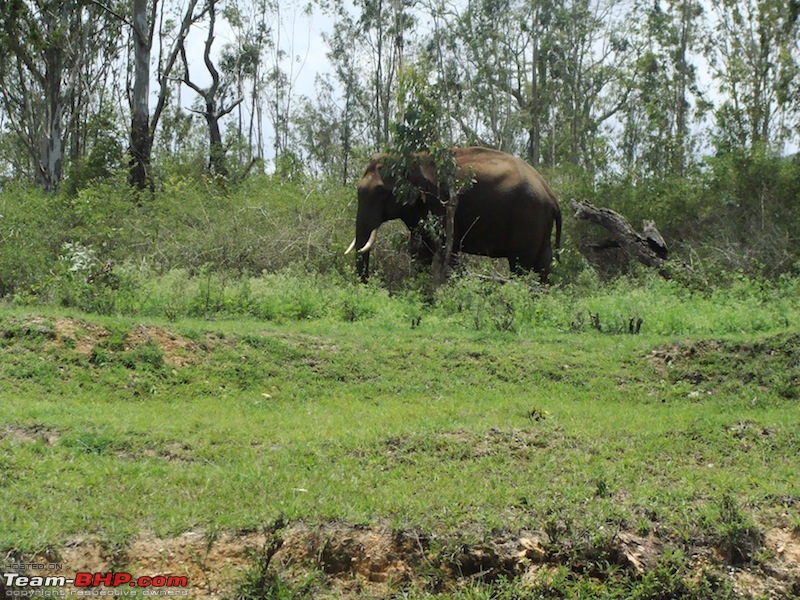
[[533, 243, 553, 284], [511, 249, 545, 281]]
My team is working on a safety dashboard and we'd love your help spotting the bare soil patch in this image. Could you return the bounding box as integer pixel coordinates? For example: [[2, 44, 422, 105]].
[[124, 323, 199, 367], [6, 524, 799, 598], [4, 317, 201, 368], [46, 317, 109, 355], [0, 423, 60, 446]]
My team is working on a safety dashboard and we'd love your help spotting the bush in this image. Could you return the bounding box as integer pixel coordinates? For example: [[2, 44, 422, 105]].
[[0, 171, 358, 301], [0, 183, 60, 297]]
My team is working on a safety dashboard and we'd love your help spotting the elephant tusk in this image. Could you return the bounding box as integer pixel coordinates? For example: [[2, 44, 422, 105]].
[[345, 238, 357, 255], [358, 229, 378, 253]]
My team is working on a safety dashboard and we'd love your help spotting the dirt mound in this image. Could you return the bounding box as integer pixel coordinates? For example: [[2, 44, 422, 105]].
[[0, 423, 60, 446], [124, 324, 198, 367], [3, 317, 200, 368], [12, 531, 266, 597], [48, 317, 110, 355], [276, 523, 424, 584]]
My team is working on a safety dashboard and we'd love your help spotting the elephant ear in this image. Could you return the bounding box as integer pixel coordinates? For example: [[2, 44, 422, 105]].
[[407, 154, 442, 207]]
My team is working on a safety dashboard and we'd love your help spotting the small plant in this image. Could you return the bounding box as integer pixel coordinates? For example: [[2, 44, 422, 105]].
[[0, 319, 56, 342], [570, 310, 643, 334], [630, 548, 736, 599], [233, 520, 318, 600], [492, 299, 516, 332], [121, 340, 164, 371], [715, 492, 763, 565], [593, 476, 611, 498], [338, 288, 375, 322], [60, 430, 125, 456]]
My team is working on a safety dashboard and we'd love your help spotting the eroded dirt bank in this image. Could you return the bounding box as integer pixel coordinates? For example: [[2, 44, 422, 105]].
[[3, 523, 799, 598]]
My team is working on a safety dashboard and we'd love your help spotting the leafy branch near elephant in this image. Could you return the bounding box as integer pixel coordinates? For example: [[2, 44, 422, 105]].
[[381, 147, 476, 284], [346, 146, 563, 285]]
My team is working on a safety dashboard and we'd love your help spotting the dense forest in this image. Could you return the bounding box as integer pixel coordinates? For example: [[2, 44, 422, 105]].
[[0, 0, 799, 292]]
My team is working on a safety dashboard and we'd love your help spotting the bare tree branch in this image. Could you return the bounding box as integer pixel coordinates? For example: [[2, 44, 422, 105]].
[[84, 0, 134, 29]]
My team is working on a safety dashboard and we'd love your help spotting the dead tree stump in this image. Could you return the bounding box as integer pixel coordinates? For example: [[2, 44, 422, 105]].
[[569, 199, 678, 277]]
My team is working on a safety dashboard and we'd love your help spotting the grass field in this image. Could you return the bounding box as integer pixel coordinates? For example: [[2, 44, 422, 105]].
[[2, 273, 800, 598]]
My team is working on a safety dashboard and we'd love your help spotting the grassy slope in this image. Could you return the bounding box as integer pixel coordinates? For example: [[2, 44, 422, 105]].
[[2, 299, 798, 562]]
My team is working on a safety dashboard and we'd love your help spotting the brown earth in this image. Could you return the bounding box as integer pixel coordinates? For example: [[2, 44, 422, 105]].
[[4, 524, 797, 598], [19, 316, 200, 367], [0, 423, 60, 446]]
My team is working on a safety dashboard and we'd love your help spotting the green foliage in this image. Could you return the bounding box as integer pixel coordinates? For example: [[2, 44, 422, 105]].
[[0, 172, 355, 300], [386, 64, 476, 284], [569, 148, 800, 279], [233, 522, 321, 600], [393, 64, 444, 154], [3, 145, 800, 305], [696, 147, 800, 274], [62, 108, 126, 197], [630, 549, 735, 599], [0, 183, 60, 297], [713, 492, 764, 566]]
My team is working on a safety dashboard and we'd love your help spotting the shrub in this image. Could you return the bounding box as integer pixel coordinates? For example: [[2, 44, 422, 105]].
[[0, 183, 59, 297]]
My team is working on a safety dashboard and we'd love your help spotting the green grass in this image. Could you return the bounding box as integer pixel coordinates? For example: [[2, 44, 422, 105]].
[[1, 274, 799, 596]]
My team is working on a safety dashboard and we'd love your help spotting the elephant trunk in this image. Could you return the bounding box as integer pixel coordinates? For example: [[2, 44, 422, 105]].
[[345, 229, 377, 283], [357, 249, 370, 283], [350, 210, 382, 283]]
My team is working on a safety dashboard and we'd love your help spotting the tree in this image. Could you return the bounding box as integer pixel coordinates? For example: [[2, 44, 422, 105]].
[[621, 0, 706, 178], [179, 0, 243, 177], [129, 0, 153, 190], [357, 0, 416, 149], [442, 0, 531, 153], [387, 66, 472, 285], [0, 0, 122, 190], [324, 7, 368, 183], [296, 1, 370, 183], [220, 0, 270, 165], [260, 0, 312, 168], [128, 0, 205, 190], [708, 0, 800, 152], [437, 0, 630, 170], [294, 74, 364, 183]]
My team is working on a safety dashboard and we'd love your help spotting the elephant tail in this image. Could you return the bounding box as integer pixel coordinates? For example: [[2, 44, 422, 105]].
[[553, 203, 562, 250]]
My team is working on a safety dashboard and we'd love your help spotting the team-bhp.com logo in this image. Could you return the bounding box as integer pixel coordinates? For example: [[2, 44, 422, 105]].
[[3, 571, 189, 596]]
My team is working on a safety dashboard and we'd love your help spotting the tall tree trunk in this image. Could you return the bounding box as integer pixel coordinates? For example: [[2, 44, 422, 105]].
[[179, 0, 241, 178], [40, 43, 64, 191], [529, 38, 541, 166], [205, 108, 228, 177], [433, 191, 458, 286], [374, 0, 385, 148], [673, 0, 691, 176], [130, 0, 153, 191]]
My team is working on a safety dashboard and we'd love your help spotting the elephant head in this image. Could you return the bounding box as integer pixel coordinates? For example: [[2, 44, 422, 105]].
[[346, 153, 442, 282]]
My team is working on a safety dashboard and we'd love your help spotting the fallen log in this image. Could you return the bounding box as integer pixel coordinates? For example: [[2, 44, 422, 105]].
[[569, 199, 673, 276]]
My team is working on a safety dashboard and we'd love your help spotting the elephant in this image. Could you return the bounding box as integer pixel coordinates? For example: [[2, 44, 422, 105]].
[[346, 146, 562, 283]]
